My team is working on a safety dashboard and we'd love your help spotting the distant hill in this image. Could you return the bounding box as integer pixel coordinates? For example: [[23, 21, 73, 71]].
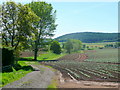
[[55, 32, 119, 43]]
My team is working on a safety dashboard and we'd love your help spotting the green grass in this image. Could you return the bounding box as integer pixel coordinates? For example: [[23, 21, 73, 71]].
[[47, 77, 58, 90], [47, 84, 57, 89], [37, 52, 66, 60], [71, 50, 84, 54], [24, 52, 66, 61], [83, 42, 116, 48], [1, 61, 38, 87], [25, 61, 40, 65], [0, 73, 2, 87], [83, 42, 116, 45], [1, 69, 31, 87]]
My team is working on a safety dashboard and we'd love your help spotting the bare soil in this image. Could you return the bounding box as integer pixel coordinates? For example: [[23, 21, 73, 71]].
[[20, 51, 45, 57], [52, 51, 120, 89], [57, 72, 119, 89]]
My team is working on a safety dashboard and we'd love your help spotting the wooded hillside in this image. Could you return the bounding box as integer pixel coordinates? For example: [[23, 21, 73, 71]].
[[55, 32, 119, 43]]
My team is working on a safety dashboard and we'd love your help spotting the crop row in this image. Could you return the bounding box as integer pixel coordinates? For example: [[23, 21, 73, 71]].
[[85, 48, 118, 63], [43, 60, 119, 82]]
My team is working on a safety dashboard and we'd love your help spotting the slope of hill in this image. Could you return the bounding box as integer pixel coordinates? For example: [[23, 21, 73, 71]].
[[55, 32, 119, 43]]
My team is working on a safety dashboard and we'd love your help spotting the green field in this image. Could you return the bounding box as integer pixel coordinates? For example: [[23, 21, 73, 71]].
[[24, 51, 66, 60], [83, 42, 116, 48], [85, 48, 118, 63]]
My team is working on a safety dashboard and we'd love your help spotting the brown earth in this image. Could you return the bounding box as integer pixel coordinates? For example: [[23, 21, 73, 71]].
[[57, 72, 119, 89], [20, 51, 45, 57], [54, 51, 120, 89]]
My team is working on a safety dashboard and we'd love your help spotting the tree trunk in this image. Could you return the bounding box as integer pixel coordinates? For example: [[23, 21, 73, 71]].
[[14, 39, 20, 50], [4, 38, 8, 46], [34, 26, 42, 61], [11, 36, 14, 47], [34, 48, 38, 61], [34, 41, 38, 61], [69, 50, 71, 54]]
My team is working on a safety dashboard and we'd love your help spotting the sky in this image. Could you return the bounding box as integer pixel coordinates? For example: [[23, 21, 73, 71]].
[[52, 2, 118, 38], [1, 0, 118, 38]]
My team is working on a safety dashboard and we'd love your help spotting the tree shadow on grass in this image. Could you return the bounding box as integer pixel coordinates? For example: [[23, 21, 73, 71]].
[[2, 61, 34, 73], [19, 57, 58, 62], [19, 58, 34, 61], [20, 66, 34, 71], [2, 58, 59, 73]]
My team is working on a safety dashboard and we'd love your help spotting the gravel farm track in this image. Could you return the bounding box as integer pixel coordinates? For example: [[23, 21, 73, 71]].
[[3, 64, 58, 88]]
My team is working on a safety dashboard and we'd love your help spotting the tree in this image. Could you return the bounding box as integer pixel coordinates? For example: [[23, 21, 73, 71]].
[[65, 39, 82, 54], [1, 1, 39, 51], [82, 44, 86, 49], [71, 39, 82, 52], [50, 40, 61, 54], [115, 42, 120, 48], [65, 39, 73, 54], [28, 2, 57, 60]]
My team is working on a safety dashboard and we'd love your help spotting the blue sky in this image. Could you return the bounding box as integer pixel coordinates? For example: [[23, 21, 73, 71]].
[[51, 2, 118, 38], [1, 0, 118, 38]]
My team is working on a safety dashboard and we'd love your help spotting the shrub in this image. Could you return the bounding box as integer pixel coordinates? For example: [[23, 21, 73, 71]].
[[2, 48, 14, 66], [50, 41, 61, 54], [81, 48, 85, 50], [87, 48, 94, 50], [2, 66, 13, 72], [99, 47, 104, 49], [13, 64, 22, 71]]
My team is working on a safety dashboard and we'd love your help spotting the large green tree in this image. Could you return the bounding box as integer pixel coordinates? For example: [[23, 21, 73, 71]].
[[28, 2, 57, 60], [2, 1, 39, 50]]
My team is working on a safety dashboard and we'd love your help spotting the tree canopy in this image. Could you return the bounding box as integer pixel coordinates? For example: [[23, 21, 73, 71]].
[[65, 39, 82, 54], [27, 1, 57, 60], [2, 1, 39, 50], [1, 1, 57, 61], [56, 32, 119, 43]]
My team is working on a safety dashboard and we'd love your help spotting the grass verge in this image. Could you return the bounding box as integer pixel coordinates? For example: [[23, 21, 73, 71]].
[[47, 74, 58, 90], [47, 82, 57, 89], [45, 65, 58, 90]]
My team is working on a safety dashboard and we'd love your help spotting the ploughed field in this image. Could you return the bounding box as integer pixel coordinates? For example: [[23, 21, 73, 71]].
[[84, 48, 119, 63], [42, 48, 119, 82]]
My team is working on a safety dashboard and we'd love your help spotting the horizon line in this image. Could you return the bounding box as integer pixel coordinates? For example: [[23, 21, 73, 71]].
[[53, 31, 119, 38]]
